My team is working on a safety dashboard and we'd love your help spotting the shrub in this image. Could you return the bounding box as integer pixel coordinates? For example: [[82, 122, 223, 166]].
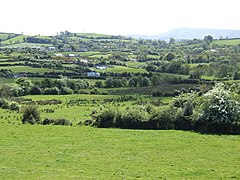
[[194, 83, 240, 134], [96, 107, 118, 128], [42, 117, 72, 126], [43, 87, 60, 95], [9, 101, 20, 112], [119, 106, 150, 129], [149, 105, 177, 130], [30, 85, 42, 95], [22, 105, 41, 124], [60, 87, 74, 95]]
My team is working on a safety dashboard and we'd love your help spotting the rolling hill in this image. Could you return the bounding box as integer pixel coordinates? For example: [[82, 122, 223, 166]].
[[130, 27, 240, 40]]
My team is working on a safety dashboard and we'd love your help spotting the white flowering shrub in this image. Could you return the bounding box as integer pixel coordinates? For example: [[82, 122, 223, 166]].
[[195, 83, 240, 133]]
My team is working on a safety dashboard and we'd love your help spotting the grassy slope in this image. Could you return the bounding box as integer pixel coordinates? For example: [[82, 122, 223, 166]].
[[1, 35, 29, 45], [95, 65, 147, 73], [0, 66, 73, 74], [213, 39, 240, 46], [0, 124, 239, 179], [4, 43, 53, 48]]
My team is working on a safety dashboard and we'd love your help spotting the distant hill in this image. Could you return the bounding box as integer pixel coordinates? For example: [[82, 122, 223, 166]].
[[129, 27, 240, 40]]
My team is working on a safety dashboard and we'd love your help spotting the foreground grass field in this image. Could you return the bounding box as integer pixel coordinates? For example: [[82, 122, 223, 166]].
[[0, 124, 239, 179]]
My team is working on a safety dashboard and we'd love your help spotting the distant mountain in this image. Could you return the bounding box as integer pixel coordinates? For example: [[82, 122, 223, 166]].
[[129, 27, 240, 40]]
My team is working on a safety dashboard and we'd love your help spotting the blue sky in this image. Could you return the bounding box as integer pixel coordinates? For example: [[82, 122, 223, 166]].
[[1, 0, 240, 35]]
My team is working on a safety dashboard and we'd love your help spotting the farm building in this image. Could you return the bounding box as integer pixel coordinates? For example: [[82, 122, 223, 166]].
[[87, 72, 100, 77], [55, 53, 64, 57], [48, 46, 56, 51], [96, 66, 107, 70]]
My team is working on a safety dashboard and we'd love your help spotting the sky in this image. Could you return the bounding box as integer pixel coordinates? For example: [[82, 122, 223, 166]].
[[1, 0, 240, 36]]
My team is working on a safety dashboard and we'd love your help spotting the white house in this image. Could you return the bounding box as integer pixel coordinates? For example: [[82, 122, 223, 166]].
[[96, 66, 107, 70], [87, 72, 100, 77], [55, 53, 64, 57], [48, 46, 56, 51], [68, 54, 76, 57]]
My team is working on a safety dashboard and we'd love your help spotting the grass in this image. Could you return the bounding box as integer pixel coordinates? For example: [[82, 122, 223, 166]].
[[213, 39, 240, 46], [3, 43, 53, 48], [1, 35, 29, 45], [0, 33, 14, 41], [0, 124, 239, 179], [0, 78, 15, 85], [95, 65, 147, 73], [126, 61, 146, 68], [23, 94, 120, 121], [0, 66, 73, 74], [78, 33, 112, 38]]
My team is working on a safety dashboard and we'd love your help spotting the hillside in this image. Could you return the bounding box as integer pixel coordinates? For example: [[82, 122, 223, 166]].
[[130, 27, 240, 40]]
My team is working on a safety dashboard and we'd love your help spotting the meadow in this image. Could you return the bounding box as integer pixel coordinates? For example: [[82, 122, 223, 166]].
[[0, 66, 73, 74], [0, 124, 239, 179], [1, 35, 29, 45], [95, 65, 147, 73], [213, 39, 240, 46]]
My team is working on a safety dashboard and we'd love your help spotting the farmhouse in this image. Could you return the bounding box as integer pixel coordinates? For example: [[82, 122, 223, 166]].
[[68, 54, 76, 57], [48, 46, 56, 51], [55, 53, 64, 57], [87, 72, 100, 77], [96, 66, 107, 70]]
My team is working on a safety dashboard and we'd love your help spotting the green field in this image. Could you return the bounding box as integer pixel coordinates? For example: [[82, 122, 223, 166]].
[[0, 124, 239, 179], [213, 39, 240, 46], [78, 33, 112, 38], [3, 43, 53, 48], [96, 65, 147, 73], [22, 94, 120, 121], [126, 61, 146, 68], [0, 66, 73, 74], [1, 35, 29, 45], [0, 33, 13, 41]]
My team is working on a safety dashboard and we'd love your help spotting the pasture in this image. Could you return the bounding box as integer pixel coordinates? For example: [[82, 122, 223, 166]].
[[0, 66, 73, 74], [213, 39, 240, 46], [96, 65, 147, 73], [0, 124, 239, 179], [1, 35, 29, 45]]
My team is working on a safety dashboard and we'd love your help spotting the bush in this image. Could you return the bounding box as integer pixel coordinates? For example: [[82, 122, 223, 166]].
[[30, 85, 42, 95], [43, 87, 60, 95], [149, 105, 177, 130], [119, 106, 150, 129], [9, 101, 20, 112], [96, 107, 118, 128], [22, 105, 41, 124], [42, 117, 72, 126], [194, 83, 240, 134], [60, 87, 74, 95]]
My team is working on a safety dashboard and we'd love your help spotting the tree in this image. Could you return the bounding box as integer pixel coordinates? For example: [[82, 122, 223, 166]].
[[30, 85, 42, 95], [204, 35, 213, 43], [165, 52, 175, 61]]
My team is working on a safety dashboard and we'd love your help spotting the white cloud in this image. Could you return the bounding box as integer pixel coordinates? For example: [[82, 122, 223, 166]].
[[1, 0, 240, 35]]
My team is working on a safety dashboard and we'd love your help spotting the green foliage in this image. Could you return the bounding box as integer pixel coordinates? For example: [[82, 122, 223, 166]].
[[195, 83, 240, 134], [22, 105, 41, 124], [43, 87, 60, 95], [42, 117, 72, 126], [149, 106, 177, 130], [96, 107, 119, 128], [120, 106, 150, 129]]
